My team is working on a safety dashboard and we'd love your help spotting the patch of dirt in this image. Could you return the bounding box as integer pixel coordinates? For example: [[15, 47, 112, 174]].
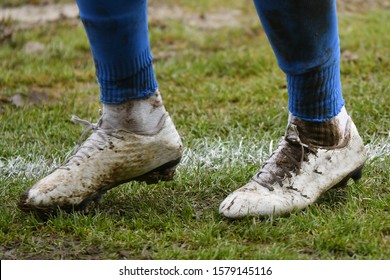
[[0, 3, 243, 30], [337, 0, 390, 13], [22, 41, 45, 53], [0, 1, 389, 29], [0, 23, 13, 44], [148, 5, 242, 30], [0, 88, 61, 108], [0, 235, 108, 260], [341, 50, 359, 62], [0, 3, 78, 23]]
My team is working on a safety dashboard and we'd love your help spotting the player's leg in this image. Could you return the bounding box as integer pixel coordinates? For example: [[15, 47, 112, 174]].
[[220, 0, 366, 218], [19, 0, 182, 213]]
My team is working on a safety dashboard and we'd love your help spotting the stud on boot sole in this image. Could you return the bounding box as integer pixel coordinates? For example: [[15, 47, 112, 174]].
[[134, 158, 181, 184], [333, 164, 364, 188]]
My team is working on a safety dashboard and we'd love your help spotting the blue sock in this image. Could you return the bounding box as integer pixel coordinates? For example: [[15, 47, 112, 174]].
[[76, 0, 157, 104], [253, 0, 344, 121]]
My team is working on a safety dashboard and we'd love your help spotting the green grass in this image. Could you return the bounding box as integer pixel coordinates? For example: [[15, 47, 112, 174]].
[[0, 2, 389, 260]]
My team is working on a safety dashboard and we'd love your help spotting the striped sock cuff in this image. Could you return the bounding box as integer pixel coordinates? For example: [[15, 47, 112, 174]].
[[287, 60, 344, 122], [96, 48, 158, 104]]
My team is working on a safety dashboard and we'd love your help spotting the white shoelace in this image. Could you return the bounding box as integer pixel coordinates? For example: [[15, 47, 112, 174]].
[[59, 114, 124, 170]]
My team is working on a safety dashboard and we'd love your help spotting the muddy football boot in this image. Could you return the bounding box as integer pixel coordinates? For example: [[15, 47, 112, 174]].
[[19, 110, 182, 213], [220, 110, 366, 218]]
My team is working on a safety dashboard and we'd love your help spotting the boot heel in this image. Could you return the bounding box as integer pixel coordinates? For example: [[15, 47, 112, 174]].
[[333, 176, 350, 188], [351, 165, 364, 181], [333, 164, 364, 188], [134, 158, 181, 184]]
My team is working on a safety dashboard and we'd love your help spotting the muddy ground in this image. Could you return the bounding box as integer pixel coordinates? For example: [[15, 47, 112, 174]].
[[0, 0, 389, 260], [0, 0, 389, 27]]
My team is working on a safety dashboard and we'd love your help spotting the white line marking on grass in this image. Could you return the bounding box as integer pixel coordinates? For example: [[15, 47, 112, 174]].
[[365, 133, 390, 162], [1, 134, 389, 179], [0, 155, 61, 180], [180, 137, 273, 171]]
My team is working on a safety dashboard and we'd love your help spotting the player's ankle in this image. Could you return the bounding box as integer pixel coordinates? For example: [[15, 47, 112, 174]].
[[101, 90, 166, 133], [288, 106, 349, 147]]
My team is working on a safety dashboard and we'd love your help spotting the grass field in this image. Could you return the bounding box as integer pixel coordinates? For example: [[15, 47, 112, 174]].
[[0, 0, 389, 260]]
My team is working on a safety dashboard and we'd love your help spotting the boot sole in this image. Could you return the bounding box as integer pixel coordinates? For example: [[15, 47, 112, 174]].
[[332, 163, 364, 189], [79, 158, 181, 210], [19, 158, 181, 215]]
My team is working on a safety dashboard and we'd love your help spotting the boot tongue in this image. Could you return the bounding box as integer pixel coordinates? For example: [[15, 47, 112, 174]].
[[288, 114, 345, 147]]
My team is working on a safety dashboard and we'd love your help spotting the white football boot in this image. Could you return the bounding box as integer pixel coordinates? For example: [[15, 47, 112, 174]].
[[219, 107, 366, 218], [19, 91, 182, 213]]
